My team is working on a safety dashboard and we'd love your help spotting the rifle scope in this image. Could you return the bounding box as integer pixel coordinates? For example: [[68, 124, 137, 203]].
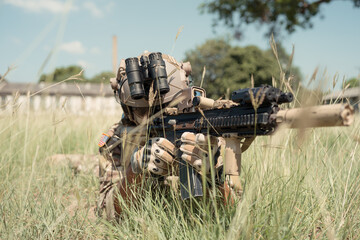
[[231, 85, 293, 106]]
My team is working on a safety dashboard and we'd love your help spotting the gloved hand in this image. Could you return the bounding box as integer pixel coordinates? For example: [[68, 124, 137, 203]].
[[181, 132, 244, 201], [180, 132, 225, 174], [131, 137, 176, 176]]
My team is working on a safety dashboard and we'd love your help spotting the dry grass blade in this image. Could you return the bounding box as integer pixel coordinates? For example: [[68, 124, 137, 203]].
[[11, 91, 21, 114], [148, 81, 155, 108], [270, 34, 294, 91], [29, 69, 84, 97], [15, 16, 59, 68], [167, 68, 177, 78], [331, 76, 351, 104], [341, 75, 347, 89], [170, 25, 184, 54], [249, 88, 266, 136], [272, 76, 276, 88], [332, 72, 339, 89], [307, 67, 319, 88], [37, 49, 55, 78], [249, 88, 265, 110], [269, 34, 283, 83], [285, 44, 295, 74], [61, 97, 68, 111], [0, 65, 16, 83], [200, 66, 206, 88], [0, 100, 10, 109], [261, 144, 285, 149], [198, 108, 220, 135], [75, 82, 86, 102], [249, 90, 255, 108], [269, 36, 299, 101], [175, 25, 184, 42], [284, 79, 297, 104]]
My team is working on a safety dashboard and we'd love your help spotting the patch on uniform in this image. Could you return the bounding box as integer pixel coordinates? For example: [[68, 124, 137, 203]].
[[98, 133, 110, 147]]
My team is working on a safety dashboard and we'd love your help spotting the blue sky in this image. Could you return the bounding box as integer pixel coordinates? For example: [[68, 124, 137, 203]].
[[1, 0, 359, 90]]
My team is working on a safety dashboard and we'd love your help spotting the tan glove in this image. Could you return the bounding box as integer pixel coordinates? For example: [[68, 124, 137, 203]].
[[131, 137, 176, 176], [180, 132, 225, 174]]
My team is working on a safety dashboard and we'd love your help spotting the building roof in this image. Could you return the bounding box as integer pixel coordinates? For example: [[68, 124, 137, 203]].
[[322, 87, 360, 100], [0, 82, 114, 97]]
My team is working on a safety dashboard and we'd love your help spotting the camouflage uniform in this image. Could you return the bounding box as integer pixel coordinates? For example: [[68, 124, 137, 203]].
[[97, 122, 140, 220], [96, 52, 207, 219]]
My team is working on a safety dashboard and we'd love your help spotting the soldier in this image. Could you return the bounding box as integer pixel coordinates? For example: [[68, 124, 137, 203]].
[[97, 52, 245, 220]]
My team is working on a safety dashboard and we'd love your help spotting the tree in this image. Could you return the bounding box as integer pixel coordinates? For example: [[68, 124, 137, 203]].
[[184, 38, 232, 98], [200, 0, 360, 38], [39, 65, 85, 82], [39, 66, 115, 83], [343, 77, 360, 89], [184, 38, 301, 98], [89, 71, 115, 83]]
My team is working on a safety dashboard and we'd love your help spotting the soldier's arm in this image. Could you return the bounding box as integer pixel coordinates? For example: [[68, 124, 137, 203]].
[[114, 164, 143, 216], [113, 137, 176, 216]]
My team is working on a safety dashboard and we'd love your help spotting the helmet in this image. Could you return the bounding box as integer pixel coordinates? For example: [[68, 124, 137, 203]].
[[110, 52, 192, 125]]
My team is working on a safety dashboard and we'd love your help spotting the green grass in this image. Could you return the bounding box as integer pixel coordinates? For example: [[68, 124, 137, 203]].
[[0, 108, 359, 239]]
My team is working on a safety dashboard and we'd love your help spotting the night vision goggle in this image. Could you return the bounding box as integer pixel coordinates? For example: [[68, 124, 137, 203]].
[[125, 52, 170, 100]]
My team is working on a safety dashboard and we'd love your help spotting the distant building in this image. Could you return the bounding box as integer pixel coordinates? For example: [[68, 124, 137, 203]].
[[322, 87, 360, 111], [0, 81, 121, 115]]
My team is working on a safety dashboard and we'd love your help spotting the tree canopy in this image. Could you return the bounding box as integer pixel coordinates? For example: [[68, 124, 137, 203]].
[[200, 0, 360, 38], [89, 71, 116, 83], [39, 65, 83, 83], [184, 38, 301, 98], [343, 77, 360, 89], [39, 66, 115, 83]]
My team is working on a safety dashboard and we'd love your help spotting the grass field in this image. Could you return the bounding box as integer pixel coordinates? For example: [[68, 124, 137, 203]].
[[0, 106, 359, 239]]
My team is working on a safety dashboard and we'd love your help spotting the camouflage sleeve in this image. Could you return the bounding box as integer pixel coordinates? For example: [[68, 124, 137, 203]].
[[97, 122, 125, 220], [96, 121, 145, 220]]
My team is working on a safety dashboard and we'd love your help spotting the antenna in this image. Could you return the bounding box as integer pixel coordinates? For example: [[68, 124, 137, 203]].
[[112, 35, 118, 74]]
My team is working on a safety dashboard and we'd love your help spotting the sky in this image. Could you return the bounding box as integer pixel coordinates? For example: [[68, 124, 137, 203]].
[[1, 0, 360, 90]]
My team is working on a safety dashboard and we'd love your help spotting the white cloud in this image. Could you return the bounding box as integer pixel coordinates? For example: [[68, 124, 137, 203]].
[[60, 41, 85, 54], [77, 60, 88, 68], [83, 2, 103, 18], [3, 0, 76, 13], [104, 1, 115, 12], [43, 45, 51, 51], [90, 47, 101, 55], [10, 36, 22, 45]]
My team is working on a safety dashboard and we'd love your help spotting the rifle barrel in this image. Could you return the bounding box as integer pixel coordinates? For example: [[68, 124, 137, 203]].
[[275, 103, 354, 128]]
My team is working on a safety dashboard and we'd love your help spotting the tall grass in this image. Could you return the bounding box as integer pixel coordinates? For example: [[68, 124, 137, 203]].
[[0, 105, 359, 239]]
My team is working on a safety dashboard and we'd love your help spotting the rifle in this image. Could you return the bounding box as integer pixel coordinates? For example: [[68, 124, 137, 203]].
[[148, 85, 354, 200]]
